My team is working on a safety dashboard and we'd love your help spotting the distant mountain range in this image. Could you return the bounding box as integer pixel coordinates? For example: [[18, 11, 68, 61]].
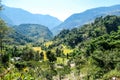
[[1, 4, 120, 36], [0, 5, 62, 30], [52, 4, 120, 35]]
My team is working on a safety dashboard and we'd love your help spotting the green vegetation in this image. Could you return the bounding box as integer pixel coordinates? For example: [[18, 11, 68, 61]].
[[45, 15, 120, 80], [10, 24, 53, 46], [0, 3, 120, 79], [0, 19, 10, 51], [13, 24, 53, 42]]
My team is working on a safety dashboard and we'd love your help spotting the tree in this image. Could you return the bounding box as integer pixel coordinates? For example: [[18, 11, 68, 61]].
[[56, 48, 62, 57], [40, 52, 44, 60], [22, 47, 35, 61], [34, 51, 40, 61], [46, 51, 56, 62], [0, 0, 10, 52], [1, 53, 10, 67], [104, 15, 120, 34], [0, 19, 9, 52]]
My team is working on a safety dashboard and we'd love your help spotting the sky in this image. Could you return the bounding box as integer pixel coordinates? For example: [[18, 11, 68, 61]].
[[2, 0, 120, 21]]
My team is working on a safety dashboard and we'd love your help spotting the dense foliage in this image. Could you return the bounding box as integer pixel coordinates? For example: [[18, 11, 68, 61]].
[[13, 24, 53, 42], [52, 15, 120, 48], [0, 12, 120, 80], [48, 15, 120, 79]]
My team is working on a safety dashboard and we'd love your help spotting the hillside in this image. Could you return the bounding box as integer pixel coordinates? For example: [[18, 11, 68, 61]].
[[8, 31, 34, 45], [13, 24, 53, 43], [1, 14, 120, 80], [0, 5, 62, 29], [52, 4, 120, 35], [51, 15, 120, 48], [44, 15, 120, 79]]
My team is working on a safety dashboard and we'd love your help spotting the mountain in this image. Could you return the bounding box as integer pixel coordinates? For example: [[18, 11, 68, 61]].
[[0, 12, 14, 26], [48, 15, 120, 79], [52, 15, 120, 48], [13, 24, 53, 43], [8, 31, 34, 45], [0, 5, 62, 29], [52, 4, 120, 35]]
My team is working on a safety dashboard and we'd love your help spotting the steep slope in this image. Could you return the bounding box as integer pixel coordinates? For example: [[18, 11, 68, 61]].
[[0, 5, 62, 29], [8, 31, 34, 45], [42, 15, 120, 79], [51, 15, 120, 48], [13, 24, 53, 42], [52, 4, 120, 35]]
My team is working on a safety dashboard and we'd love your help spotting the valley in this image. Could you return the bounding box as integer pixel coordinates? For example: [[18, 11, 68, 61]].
[[0, 2, 120, 80]]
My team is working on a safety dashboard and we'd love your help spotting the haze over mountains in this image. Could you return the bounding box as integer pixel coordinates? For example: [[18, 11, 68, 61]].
[[1, 4, 120, 36], [0, 5, 62, 30], [1, 0, 120, 79], [52, 4, 120, 35], [0, 5, 55, 44]]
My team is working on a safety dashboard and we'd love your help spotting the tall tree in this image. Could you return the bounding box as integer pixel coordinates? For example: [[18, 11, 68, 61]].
[[0, 19, 9, 51], [46, 50, 57, 62], [0, 0, 9, 51]]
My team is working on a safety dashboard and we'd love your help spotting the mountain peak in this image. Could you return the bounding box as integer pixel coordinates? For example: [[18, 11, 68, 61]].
[[0, 5, 62, 29]]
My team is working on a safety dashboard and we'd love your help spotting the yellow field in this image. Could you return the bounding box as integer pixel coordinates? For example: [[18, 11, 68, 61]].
[[32, 43, 73, 61], [57, 57, 68, 64], [33, 47, 42, 52], [33, 47, 47, 61], [61, 44, 73, 55], [44, 41, 53, 47], [63, 48, 73, 55]]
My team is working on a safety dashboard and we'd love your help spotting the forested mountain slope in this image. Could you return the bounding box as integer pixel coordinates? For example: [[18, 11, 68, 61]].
[[1, 11, 120, 79], [13, 24, 53, 43], [52, 4, 120, 35], [45, 15, 120, 79], [52, 15, 120, 48]]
